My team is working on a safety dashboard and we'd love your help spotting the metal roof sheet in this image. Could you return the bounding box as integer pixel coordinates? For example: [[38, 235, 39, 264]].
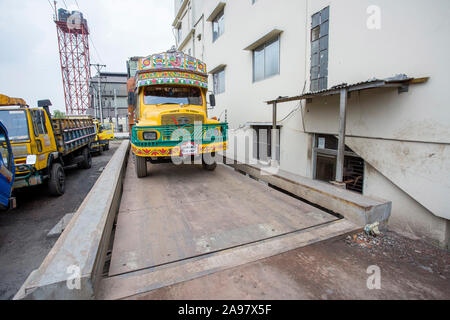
[[266, 75, 429, 105]]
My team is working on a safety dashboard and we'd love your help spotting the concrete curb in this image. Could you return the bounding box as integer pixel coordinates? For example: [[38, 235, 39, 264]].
[[14, 140, 130, 300], [47, 213, 74, 238], [225, 159, 391, 227]]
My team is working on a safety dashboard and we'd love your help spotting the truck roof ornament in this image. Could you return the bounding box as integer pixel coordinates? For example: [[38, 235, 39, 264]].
[[136, 51, 208, 90]]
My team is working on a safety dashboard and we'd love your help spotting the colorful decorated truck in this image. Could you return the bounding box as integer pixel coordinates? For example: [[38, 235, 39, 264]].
[[127, 50, 228, 178]]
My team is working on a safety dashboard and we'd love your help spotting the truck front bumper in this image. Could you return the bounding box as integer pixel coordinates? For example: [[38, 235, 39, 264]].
[[13, 166, 43, 189], [131, 141, 227, 157], [131, 123, 228, 158], [91, 140, 108, 152]]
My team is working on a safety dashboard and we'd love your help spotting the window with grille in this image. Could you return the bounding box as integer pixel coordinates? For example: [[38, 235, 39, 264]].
[[310, 6, 329, 91], [313, 134, 365, 194]]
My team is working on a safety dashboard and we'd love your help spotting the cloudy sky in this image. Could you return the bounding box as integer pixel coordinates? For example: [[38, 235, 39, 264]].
[[0, 0, 175, 112]]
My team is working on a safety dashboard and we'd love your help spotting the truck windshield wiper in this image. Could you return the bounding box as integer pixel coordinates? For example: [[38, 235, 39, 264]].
[[156, 103, 179, 106]]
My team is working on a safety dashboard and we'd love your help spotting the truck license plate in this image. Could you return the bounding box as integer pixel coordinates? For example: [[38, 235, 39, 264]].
[[181, 142, 198, 156]]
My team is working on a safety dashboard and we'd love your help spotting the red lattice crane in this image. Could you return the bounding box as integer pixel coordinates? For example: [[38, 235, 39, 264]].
[[53, 3, 91, 115]]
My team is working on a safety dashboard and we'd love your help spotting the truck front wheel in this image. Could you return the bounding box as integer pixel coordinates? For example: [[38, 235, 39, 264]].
[[48, 163, 65, 196], [202, 153, 217, 171], [135, 154, 148, 178], [79, 147, 92, 169]]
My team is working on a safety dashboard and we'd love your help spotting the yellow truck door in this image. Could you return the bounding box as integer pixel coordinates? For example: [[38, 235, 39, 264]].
[[30, 110, 54, 168]]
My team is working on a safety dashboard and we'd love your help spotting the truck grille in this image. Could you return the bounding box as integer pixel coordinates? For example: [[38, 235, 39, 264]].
[[161, 113, 204, 126], [12, 145, 28, 158]]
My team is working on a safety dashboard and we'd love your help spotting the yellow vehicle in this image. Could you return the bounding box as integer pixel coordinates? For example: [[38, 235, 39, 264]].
[[0, 95, 96, 196], [92, 120, 114, 153], [127, 50, 228, 178]]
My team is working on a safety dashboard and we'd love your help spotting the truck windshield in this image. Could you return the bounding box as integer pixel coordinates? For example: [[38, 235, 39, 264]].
[[0, 110, 29, 141], [144, 85, 202, 106], [101, 123, 112, 131]]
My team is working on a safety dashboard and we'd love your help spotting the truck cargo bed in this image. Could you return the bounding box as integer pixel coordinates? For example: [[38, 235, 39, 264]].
[[52, 117, 96, 155]]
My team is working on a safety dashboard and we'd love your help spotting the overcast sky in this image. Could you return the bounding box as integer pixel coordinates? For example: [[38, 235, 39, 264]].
[[0, 0, 175, 112]]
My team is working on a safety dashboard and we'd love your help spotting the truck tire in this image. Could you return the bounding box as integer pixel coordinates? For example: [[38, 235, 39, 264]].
[[104, 142, 110, 151], [202, 153, 217, 171], [135, 154, 148, 178], [48, 163, 65, 196], [79, 147, 92, 169]]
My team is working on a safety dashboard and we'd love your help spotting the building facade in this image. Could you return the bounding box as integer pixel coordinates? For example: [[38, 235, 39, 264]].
[[172, 0, 450, 247], [89, 72, 129, 132]]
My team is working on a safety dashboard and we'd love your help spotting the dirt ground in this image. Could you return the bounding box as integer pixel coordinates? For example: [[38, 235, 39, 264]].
[[131, 230, 449, 300], [0, 142, 119, 300]]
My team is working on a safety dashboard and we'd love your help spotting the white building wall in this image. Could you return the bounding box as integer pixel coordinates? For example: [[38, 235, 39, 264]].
[[173, 0, 450, 247], [364, 163, 450, 247]]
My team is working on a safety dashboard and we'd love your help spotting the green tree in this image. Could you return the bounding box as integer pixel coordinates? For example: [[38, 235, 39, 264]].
[[53, 110, 65, 119]]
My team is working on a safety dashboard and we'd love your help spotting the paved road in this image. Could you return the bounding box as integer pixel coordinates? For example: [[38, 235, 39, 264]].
[[0, 142, 119, 300]]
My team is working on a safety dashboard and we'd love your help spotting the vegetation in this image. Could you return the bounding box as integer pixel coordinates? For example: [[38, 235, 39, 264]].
[[52, 110, 66, 119]]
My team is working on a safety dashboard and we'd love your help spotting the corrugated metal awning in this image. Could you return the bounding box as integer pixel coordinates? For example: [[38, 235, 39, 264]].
[[266, 74, 429, 105]]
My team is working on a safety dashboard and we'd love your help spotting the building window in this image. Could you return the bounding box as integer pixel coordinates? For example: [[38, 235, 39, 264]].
[[310, 6, 329, 91], [213, 68, 225, 94], [212, 9, 224, 42], [313, 134, 365, 194], [252, 0, 258, 4], [252, 125, 280, 162], [253, 36, 280, 82], [177, 23, 182, 44]]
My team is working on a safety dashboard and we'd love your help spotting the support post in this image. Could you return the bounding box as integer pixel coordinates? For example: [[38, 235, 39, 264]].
[[114, 89, 118, 132], [271, 102, 277, 166], [336, 88, 348, 183], [98, 75, 103, 123], [90, 64, 106, 123], [93, 90, 97, 119]]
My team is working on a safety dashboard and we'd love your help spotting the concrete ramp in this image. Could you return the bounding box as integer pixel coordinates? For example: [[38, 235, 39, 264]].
[[109, 155, 338, 276]]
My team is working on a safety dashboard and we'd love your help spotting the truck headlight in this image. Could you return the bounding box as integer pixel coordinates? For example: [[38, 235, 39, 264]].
[[143, 131, 158, 141], [26, 155, 37, 165]]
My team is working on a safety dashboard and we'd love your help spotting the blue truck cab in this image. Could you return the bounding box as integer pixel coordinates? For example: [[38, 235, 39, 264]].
[[0, 121, 15, 209]]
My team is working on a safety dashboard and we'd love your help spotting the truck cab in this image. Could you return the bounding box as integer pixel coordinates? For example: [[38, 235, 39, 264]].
[[0, 121, 15, 209], [0, 98, 58, 190], [128, 50, 228, 178], [92, 120, 114, 152], [0, 95, 95, 197]]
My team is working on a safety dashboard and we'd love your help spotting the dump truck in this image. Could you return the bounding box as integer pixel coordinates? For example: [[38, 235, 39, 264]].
[[0, 95, 96, 196], [126, 49, 228, 178], [91, 120, 114, 154]]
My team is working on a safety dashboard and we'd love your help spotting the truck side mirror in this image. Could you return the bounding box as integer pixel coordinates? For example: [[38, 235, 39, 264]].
[[38, 99, 53, 121], [128, 91, 136, 106], [38, 99, 52, 107], [209, 94, 216, 107]]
